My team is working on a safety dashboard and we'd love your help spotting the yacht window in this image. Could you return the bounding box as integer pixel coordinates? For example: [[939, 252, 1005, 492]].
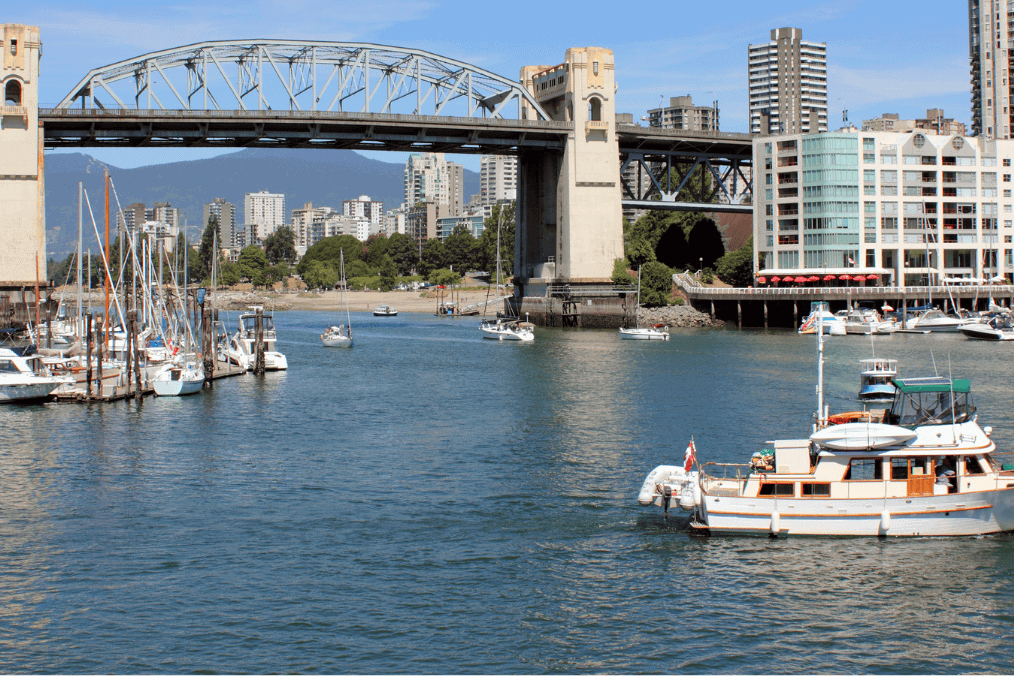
[[891, 390, 975, 426], [891, 458, 909, 480], [0, 360, 18, 373], [759, 483, 794, 496], [801, 483, 830, 496], [964, 456, 986, 475], [844, 458, 883, 481]]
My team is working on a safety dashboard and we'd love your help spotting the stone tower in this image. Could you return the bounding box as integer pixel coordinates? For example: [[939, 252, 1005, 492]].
[[517, 47, 625, 290], [0, 23, 45, 288]]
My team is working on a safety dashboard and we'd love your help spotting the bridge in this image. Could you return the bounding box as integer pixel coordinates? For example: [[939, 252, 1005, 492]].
[[3, 28, 753, 325]]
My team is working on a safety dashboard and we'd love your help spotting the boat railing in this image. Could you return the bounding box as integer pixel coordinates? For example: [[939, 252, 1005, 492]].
[[702, 461, 751, 482]]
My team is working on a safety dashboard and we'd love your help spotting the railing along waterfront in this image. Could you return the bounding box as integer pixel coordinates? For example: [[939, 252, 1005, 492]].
[[547, 284, 636, 296], [673, 276, 1014, 299]]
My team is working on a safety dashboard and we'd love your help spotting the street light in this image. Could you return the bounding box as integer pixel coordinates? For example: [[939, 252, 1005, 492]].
[[699, 257, 703, 272]]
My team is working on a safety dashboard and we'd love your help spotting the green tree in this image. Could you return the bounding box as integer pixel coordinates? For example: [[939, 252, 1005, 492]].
[[345, 258, 372, 279], [640, 261, 675, 307], [611, 258, 635, 285], [218, 260, 241, 287], [715, 236, 755, 288], [378, 255, 398, 291], [419, 238, 446, 277], [365, 233, 392, 267], [429, 268, 462, 286], [264, 226, 297, 265], [477, 201, 515, 276], [302, 260, 340, 290], [195, 215, 221, 282], [387, 232, 419, 276], [237, 245, 269, 284], [443, 224, 478, 273], [297, 234, 364, 275]]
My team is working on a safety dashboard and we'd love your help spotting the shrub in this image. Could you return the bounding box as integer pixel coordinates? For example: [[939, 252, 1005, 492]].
[[612, 258, 635, 285], [640, 261, 675, 307]]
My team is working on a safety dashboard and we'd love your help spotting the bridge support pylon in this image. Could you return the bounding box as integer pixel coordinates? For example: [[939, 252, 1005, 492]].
[[0, 23, 48, 324], [515, 48, 629, 327]]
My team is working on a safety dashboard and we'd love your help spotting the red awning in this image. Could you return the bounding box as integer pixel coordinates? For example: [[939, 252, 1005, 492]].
[[757, 277, 767, 283]]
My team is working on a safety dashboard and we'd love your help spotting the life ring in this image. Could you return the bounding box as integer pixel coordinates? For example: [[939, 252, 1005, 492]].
[[828, 411, 871, 425]]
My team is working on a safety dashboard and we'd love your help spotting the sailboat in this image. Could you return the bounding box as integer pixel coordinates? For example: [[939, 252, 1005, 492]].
[[479, 211, 534, 342], [321, 249, 353, 348], [619, 265, 669, 340]]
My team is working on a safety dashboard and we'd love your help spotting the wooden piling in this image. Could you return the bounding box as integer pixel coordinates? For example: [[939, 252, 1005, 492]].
[[202, 308, 214, 384], [125, 306, 134, 398], [96, 317, 104, 398], [737, 301, 742, 328], [85, 313, 93, 397], [710, 300, 715, 321], [763, 301, 768, 328], [254, 307, 265, 375]]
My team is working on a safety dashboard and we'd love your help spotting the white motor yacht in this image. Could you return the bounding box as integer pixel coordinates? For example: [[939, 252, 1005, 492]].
[[959, 313, 1014, 340], [798, 302, 845, 335], [0, 348, 70, 403], [225, 310, 288, 370], [903, 309, 964, 332], [480, 318, 535, 341], [858, 358, 898, 402], [373, 305, 398, 317]]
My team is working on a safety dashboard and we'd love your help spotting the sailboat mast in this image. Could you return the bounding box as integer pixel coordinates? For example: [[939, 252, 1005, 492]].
[[817, 311, 825, 429], [635, 265, 642, 329], [342, 249, 351, 331], [77, 181, 83, 337]]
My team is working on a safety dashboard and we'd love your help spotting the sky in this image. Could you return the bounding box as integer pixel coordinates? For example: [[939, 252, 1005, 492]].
[[11, 0, 975, 172]]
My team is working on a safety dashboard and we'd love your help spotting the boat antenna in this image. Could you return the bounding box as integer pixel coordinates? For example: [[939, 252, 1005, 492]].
[[930, 349, 939, 377], [948, 354, 957, 444], [816, 310, 825, 429]]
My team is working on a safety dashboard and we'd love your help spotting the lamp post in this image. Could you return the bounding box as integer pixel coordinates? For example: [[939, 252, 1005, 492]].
[[699, 257, 703, 272]]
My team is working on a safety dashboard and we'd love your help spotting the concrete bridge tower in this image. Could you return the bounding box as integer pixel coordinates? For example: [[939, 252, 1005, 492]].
[[1, 24, 46, 296], [516, 48, 627, 325]]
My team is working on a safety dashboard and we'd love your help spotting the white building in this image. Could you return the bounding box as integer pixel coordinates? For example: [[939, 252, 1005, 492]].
[[203, 198, 236, 246], [479, 155, 517, 205], [383, 205, 407, 236], [244, 190, 286, 243], [405, 152, 464, 216], [343, 195, 384, 227], [152, 202, 181, 232], [647, 95, 719, 132], [754, 129, 1014, 287], [749, 27, 827, 135], [291, 202, 335, 249]]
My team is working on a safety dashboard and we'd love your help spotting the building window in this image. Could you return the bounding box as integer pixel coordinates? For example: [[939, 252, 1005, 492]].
[[8, 40, 15, 57], [593, 61, 599, 76], [863, 138, 875, 151], [588, 97, 601, 121], [864, 153, 875, 164], [1005, 159, 1012, 167], [4, 80, 21, 107], [1005, 174, 1011, 182]]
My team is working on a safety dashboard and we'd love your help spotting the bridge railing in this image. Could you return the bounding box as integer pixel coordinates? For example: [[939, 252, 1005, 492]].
[[547, 284, 636, 296]]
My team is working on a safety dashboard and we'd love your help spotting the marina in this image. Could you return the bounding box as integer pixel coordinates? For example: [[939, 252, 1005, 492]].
[[2, 313, 1014, 673]]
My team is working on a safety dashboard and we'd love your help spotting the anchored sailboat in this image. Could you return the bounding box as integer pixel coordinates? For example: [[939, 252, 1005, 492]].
[[322, 249, 353, 348]]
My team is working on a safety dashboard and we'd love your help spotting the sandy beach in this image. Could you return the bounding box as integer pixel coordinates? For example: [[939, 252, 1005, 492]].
[[285, 289, 492, 313]]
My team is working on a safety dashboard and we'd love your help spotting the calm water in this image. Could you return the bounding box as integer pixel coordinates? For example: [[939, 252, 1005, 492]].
[[1, 312, 1013, 673]]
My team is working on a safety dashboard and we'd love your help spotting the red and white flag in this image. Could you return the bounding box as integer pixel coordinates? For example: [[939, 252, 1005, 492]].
[[684, 439, 696, 472], [847, 256, 856, 266]]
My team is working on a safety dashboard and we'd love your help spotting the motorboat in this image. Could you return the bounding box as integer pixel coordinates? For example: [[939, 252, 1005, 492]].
[[322, 250, 353, 348], [619, 265, 670, 341], [152, 358, 205, 396], [959, 313, 1014, 340], [373, 305, 398, 317], [798, 302, 845, 335], [0, 347, 70, 403], [225, 309, 288, 370], [637, 313, 1014, 536], [858, 358, 898, 402], [903, 309, 964, 332], [480, 318, 535, 342], [843, 309, 897, 335]]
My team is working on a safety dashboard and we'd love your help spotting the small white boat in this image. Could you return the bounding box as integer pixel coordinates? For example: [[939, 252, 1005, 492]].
[[152, 359, 205, 396], [373, 305, 398, 317], [809, 421, 918, 451], [226, 309, 288, 370], [858, 358, 898, 402], [904, 309, 964, 332], [959, 313, 1014, 340], [322, 250, 354, 348], [480, 318, 535, 341], [619, 265, 670, 341], [0, 348, 67, 403], [798, 302, 845, 335]]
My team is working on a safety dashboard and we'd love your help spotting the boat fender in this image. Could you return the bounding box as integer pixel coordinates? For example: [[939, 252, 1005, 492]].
[[678, 486, 695, 511], [880, 509, 891, 534], [692, 480, 702, 507], [770, 511, 780, 535]]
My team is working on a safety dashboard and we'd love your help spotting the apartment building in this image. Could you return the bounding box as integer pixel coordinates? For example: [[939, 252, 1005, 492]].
[[203, 198, 237, 246], [383, 205, 407, 236], [862, 109, 967, 136], [116, 203, 147, 232], [647, 95, 719, 131], [749, 27, 827, 135], [969, 0, 1014, 138], [754, 129, 1014, 286], [479, 155, 517, 206], [435, 214, 485, 240], [244, 190, 286, 243], [405, 153, 464, 216], [343, 195, 384, 227], [152, 202, 181, 232]]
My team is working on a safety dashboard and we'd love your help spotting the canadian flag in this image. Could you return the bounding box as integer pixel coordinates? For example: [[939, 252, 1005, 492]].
[[847, 256, 856, 266], [684, 439, 696, 472]]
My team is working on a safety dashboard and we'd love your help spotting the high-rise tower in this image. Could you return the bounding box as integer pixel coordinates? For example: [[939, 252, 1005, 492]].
[[748, 27, 827, 135], [969, 0, 1013, 139]]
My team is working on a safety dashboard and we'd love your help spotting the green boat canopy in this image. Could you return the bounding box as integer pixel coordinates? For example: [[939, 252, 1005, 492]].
[[892, 377, 971, 394]]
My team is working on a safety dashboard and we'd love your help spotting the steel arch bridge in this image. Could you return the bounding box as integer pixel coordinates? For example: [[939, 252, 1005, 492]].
[[55, 40, 551, 120]]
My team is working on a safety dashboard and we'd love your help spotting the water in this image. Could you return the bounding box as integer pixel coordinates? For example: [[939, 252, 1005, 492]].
[[2, 313, 1013, 673]]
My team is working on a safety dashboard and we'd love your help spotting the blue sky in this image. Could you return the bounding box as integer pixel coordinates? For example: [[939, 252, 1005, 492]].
[[13, 0, 973, 172]]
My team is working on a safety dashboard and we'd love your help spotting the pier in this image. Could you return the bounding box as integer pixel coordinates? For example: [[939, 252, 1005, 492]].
[[674, 273, 1014, 328], [52, 359, 248, 403]]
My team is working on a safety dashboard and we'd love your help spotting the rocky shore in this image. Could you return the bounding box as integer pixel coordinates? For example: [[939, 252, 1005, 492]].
[[638, 303, 721, 328], [214, 291, 293, 311]]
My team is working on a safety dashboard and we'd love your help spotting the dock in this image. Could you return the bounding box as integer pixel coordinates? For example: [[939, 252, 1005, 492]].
[[53, 359, 247, 403]]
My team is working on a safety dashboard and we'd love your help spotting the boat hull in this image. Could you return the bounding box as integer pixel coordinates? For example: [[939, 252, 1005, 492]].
[[152, 378, 205, 396], [619, 328, 669, 340], [700, 488, 1014, 536], [0, 380, 60, 403], [481, 327, 534, 341], [959, 324, 1014, 340], [321, 336, 353, 348]]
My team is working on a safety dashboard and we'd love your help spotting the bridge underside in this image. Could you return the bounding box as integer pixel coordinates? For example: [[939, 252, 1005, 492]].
[[40, 110, 569, 154]]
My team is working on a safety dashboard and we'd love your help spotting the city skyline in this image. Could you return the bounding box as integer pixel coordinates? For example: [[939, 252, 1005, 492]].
[[9, 0, 972, 171]]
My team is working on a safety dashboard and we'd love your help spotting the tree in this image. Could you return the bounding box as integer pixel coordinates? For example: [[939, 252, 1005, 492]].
[[443, 224, 478, 273], [264, 226, 296, 265], [419, 238, 446, 277], [387, 232, 419, 276], [218, 260, 241, 287], [345, 258, 372, 279], [429, 268, 462, 286], [302, 260, 339, 290], [715, 236, 755, 288], [378, 255, 398, 291], [365, 233, 392, 267], [640, 261, 675, 307], [237, 245, 269, 285], [477, 201, 515, 276], [627, 210, 725, 271], [196, 215, 221, 282], [297, 234, 364, 275], [611, 258, 635, 285]]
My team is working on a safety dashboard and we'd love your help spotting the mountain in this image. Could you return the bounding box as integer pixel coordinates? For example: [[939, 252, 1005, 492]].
[[44, 149, 480, 260]]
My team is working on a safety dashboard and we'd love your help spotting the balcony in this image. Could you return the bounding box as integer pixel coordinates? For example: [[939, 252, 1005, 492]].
[[584, 120, 608, 135], [1, 105, 27, 122]]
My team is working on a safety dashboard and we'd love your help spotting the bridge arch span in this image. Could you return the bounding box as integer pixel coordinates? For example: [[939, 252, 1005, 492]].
[[56, 40, 551, 121]]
